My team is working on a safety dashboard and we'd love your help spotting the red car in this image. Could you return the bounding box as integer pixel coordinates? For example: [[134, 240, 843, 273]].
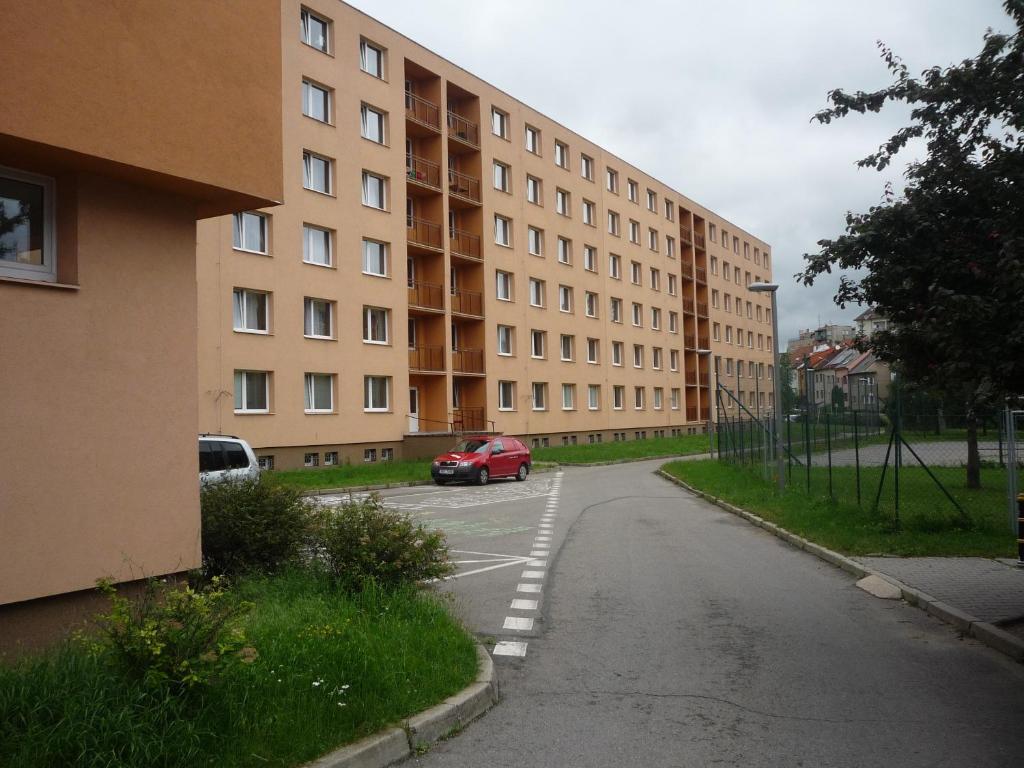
[[431, 435, 531, 485]]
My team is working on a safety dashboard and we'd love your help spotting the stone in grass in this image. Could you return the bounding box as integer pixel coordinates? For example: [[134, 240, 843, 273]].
[[856, 574, 902, 600]]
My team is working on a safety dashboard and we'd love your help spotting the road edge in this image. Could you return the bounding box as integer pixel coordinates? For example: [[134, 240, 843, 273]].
[[307, 640, 499, 768], [656, 468, 1024, 664]]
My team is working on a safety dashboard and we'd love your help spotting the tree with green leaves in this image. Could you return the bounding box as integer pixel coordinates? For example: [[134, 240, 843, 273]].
[[799, 1, 1024, 488]]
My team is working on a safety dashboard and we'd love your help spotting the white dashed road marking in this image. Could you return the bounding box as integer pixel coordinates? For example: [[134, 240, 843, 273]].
[[517, 583, 543, 593], [503, 616, 535, 631], [511, 599, 539, 610], [493, 640, 529, 657]]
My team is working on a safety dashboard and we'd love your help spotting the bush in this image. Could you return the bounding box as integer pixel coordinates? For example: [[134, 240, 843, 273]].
[[95, 576, 254, 690], [312, 494, 454, 588], [201, 478, 312, 576]]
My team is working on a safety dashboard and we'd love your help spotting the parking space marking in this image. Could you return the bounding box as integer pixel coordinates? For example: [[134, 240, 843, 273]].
[[511, 599, 539, 610], [493, 640, 528, 658], [503, 616, 535, 631], [517, 583, 543, 593], [521, 570, 546, 579]]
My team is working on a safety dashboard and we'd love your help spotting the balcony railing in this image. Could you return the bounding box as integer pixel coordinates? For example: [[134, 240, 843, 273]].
[[700, 407, 710, 420], [407, 216, 443, 250], [679, 226, 693, 244], [409, 345, 445, 372], [682, 297, 695, 314], [687, 406, 698, 422], [681, 262, 694, 279], [684, 334, 696, 349], [453, 406, 488, 432], [452, 347, 484, 374], [408, 280, 444, 311], [450, 227, 481, 260], [447, 111, 479, 146], [451, 287, 483, 316], [698, 335, 710, 349], [448, 168, 481, 203], [694, 232, 706, 250], [696, 301, 708, 317], [686, 372, 697, 386], [406, 154, 441, 189], [405, 91, 440, 130], [699, 373, 710, 387], [695, 266, 707, 283]]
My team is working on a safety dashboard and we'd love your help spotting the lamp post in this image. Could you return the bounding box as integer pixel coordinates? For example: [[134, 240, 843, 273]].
[[697, 348, 713, 456], [748, 282, 784, 491]]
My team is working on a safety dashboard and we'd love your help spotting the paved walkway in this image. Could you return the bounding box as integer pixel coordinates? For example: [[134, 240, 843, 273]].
[[854, 556, 1024, 627]]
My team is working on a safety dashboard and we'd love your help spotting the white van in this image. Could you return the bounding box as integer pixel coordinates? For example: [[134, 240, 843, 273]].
[[199, 434, 260, 485]]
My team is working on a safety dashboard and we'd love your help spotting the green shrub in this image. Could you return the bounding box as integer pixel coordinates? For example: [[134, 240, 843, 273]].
[[201, 478, 312, 576], [95, 577, 254, 690], [312, 494, 454, 588]]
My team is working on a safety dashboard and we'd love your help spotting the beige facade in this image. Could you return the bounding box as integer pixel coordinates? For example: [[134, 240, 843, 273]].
[[0, 0, 283, 650], [197, 0, 776, 468]]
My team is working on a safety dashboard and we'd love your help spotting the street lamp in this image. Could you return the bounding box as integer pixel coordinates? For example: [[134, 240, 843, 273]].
[[748, 282, 784, 491], [697, 348, 713, 456]]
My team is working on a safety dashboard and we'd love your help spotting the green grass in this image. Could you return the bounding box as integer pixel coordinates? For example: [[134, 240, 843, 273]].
[[533, 434, 709, 464], [662, 459, 1016, 557], [269, 459, 433, 490], [0, 571, 478, 768]]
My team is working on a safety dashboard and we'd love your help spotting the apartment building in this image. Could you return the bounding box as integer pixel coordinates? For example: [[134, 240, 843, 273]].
[[0, 1, 282, 651], [197, 0, 775, 469]]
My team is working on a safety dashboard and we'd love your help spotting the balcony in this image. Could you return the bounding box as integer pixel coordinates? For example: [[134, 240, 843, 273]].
[[686, 372, 697, 386], [448, 168, 481, 205], [453, 406, 488, 432], [679, 226, 692, 244], [451, 287, 483, 317], [696, 301, 708, 317], [407, 217, 443, 251], [682, 297, 695, 314], [406, 154, 441, 191], [447, 111, 479, 147], [684, 334, 696, 350], [408, 280, 445, 312], [694, 232, 706, 250], [699, 373, 710, 387], [409, 344, 445, 372], [405, 91, 440, 132], [450, 227, 482, 261], [698, 335, 710, 349], [681, 262, 694, 280], [452, 347, 485, 374], [687, 406, 698, 421], [695, 266, 707, 284]]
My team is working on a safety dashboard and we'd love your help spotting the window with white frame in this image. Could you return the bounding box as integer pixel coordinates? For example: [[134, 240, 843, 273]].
[[634, 386, 645, 409], [494, 214, 511, 246], [232, 288, 269, 333], [724, 261, 731, 282], [364, 375, 390, 411], [734, 236, 740, 254], [362, 306, 388, 344], [628, 220, 639, 243], [648, 228, 658, 251], [609, 253, 621, 278], [560, 382, 576, 411], [606, 167, 619, 193], [362, 239, 387, 276], [709, 223, 718, 242], [610, 297, 622, 323], [652, 347, 663, 370], [582, 199, 595, 225], [526, 175, 541, 204], [304, 373, 334, 413], [613, 385, 625, 409], [558, 285, 573, 313], [529, 277, 544, 307], [631, 302, 642, 327], [633, 344, 643, 368], [232, 211, 268, 254], [646, 189, 657, 211], [496, 270, 512, 301], [587, 337, 599, 363], [525, 124, 541, 153], [713, 322, 721, 341], [630, 260, 642, 285], [585, 291, 598, 317], [360, 39, 385, 77], [360, 104, 386, 143], [304, 297, 334, 339], [612, 341, 624, 366], [554, 141, 569, 169], [497, 325, 514, 355], [557, 237, 571, 264], [627, 179, 638, 203], [301, 8, 330, 52], [580, 154, 594, 180], [361, 171, 387, 209], [608, 210, 620, 236], [669, 311, 678, 333], [665, 199, 674, 220], [303, 80, 332, 123], [670, 349, 679, 371], [583, 245, 597, 272], [0, 169, 56, 282], [303, 224, 332, 266], [532, 382, 547, 410], [666, 236, 676, 258], [555, 188, 569, 216], [498, 380, 515, 410], [234, 370, 269, 413], [528, 226, 543, 256], [493, 161, 510, 192], [302, 151, 332, 194], [653, 387, 663, 410], [671, 388, 681, 410], [650, 267, 661, 291], [667, 274, 677, 295], [711, 289, 719, 308], [560, 334, 574, 361], [651, 307, 662, 330], [491, 107, 509, 138], [530, 329, 545, 358]]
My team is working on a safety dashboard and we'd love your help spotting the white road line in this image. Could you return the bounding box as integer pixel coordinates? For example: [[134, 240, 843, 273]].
[[521, 570, 546, 579], [517, 583, 543, 593], [535, 536, 552, 542], [493, 640, 528, 657], [441, 559, 533, 580], [511, 599, 539, 610], [503, 616, 535, 631], [528, 559, 547, 567], [452, 549, 530, 559], [530, 550, 548, 557]]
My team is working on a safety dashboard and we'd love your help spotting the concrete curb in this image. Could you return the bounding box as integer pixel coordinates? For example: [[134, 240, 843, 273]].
[[656, 469, 1024, 664], [308, 640, 498, 768], [555, 451, 711, 468]]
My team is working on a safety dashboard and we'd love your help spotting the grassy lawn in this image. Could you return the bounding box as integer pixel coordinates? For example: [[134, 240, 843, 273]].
[[533, 434, 709, 465], [269, 459, 434, 490], [0, 572, 478, 768], [662, 459, 1015, 557]]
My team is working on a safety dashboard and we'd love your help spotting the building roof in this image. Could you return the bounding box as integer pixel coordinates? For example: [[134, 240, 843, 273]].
[[854, 307, 884, 322]]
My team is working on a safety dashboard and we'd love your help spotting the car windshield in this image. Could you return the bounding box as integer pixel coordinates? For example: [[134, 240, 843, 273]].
[[452, 439, 490, 454]]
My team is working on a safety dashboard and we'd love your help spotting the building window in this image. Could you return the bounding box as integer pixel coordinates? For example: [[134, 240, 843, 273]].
[[362, 306, 389, 344], [491, 107, 509, 138], [666, 236, 676, 258], [606, 167, 619, 193], [610, 297, 623, 323], [325, 451, 339, 465], [608, 211, 620, 236], [667, 274, 677, 295], [232, 211, 268, 254], [497, 325, 514, 355], [665, 200, 675, 220], [0, 168, 56, 282], [670, 349, 679, 371], [305, 452, 320, 467], [648, 228, 658, 251], [493, 161, 510, 192], [582, 199, 595, 225], [531, 329, 546, 358], [580, 154, 594, 181], [631, 302, 642, 327], [300, 8, 330, 52], [525, 124, 541, 154], [362, 239, 387, 276], [628, 219, 639, 243], [651, 307, 662, 330], [713, 322, 721, 342], [234, 370, 269, 413], [360, 104, 386, 143], [498, 380, 515, 410], [382, 448, 394, 461], [653, 387, 664, 410], [496, 270, 513, 301], [526, 175, 542, 204], [669, 311, 678, 333], [302, 151, 332, 194], [559, 334, 574, 361], [232, 288, 269, 333], [630, 261, 642, 285], [709, 223, 717, 242], [258, 455, 275, 470], [633, 344, 644, 368], [613, 385, 625, 409], [610, 341, 625, 366], [634, 386, 645, 410], [652, 347, 663, 369], [303, 80, 332, 123], [360, 39, 385, 78], [587, 337, 599, 363], [303, 224, 332, 266], [561, 383, 576, 410], [558, 285, 573, 313], [627, 179, 638, 203], [532, 382, 548, 410], [583, 245, 597, 272], [494, 214, 511, 246], [554, 141, 569, 169], [528, 226, 543, 256], [529, 278, 544, 307], [364, 376, 390, 411], [553, 188, 569, 216], [588, 384, 600, 410], [304, 297, 334, 339], [671, 388, 681, 410], [646, 189, 657, 211], [304, 373, 334, 413], [585, 291, 598, 318], [361, 171, 387, 209], [557, 236, 572, 264], [609, 253, 621, 279]]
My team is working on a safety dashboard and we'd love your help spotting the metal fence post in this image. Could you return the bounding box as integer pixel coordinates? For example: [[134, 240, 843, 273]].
[[853, 409, 861, 507], [826, 411, 833, 501], [1008, 406, 1019, 535], [804, 410, 811, 493], [787, 414, 793, 483]]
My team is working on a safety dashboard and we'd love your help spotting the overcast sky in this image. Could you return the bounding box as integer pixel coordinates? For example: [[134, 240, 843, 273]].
[[348, 0, 1011, 346]]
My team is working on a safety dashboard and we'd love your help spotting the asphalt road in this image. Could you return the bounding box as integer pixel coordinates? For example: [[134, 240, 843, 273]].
[[355, 461, 1024, 766]]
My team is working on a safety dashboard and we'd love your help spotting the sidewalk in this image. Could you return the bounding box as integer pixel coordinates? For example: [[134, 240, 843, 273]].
[[854, 556, 1024, 639]]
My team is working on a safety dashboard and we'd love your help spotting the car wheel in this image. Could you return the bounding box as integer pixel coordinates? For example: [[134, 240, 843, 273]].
[[434, 479, 447, 486], [477, 466, 489, 486], [516, 463, 529, 481]]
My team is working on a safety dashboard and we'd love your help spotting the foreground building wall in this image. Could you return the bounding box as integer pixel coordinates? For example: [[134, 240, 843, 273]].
[[197, 0, 775, 469], [0, 0, 283, 651]]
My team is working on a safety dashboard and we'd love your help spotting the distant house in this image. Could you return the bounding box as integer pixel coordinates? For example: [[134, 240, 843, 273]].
[[854, 307, 891, 338]]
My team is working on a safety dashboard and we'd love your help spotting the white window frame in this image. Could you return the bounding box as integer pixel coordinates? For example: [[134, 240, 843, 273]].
[[0, 167, 57, 282], [532, 382, 547, 411], [360, 39, 385, 78], [585, 292, 598, 318], [528, 226, 543, 256], [612, 341, 623, 366], [361, 171, 387, 210], [497, 325, 514, 356], [613, 385, 625, 410], [554, 141, 569, 169], [494, 214, 511, 246], [362, 306, 389, 344], [302, 150, 332, 195], [558, 285, 573, 313], [587, 338, 599, 364], [529, 278, 544, 307], [360, 104, 386, 144], [363, 375, 391, 412], [301, 8, 330, 53], [609, 253, 621, 279], [304, 297, 334, 339], [555, 188, 569, 216], [232, 288, 269, 334], [496, 270, 512, 301], [588, 384, 600, 410], [303, 224, 333, 267], [491, 108, 509, 139], [653, 387, 664, 410], [362, 238, 388, 276], [303, 79, 332, 124], [234, 370, 270, 414], [560, 334, 574, 362], [498, 380, 515, 411], [634, 386, 645, 410], [531, 329, 545, 358], [525, 124, 541, 154], [232, 211, 268, 255], [584, 245, 597, 272], [557, 237, 571, 264], [304, 373, 334, 414], [580, 154, 594, 181], [561, 383, 576, 410], [493, 161, 510, 192], [526, 175, 541, 204]]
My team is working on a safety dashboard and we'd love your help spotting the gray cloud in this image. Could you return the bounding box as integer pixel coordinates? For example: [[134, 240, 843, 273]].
[[348, 0, 1011, 343]]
